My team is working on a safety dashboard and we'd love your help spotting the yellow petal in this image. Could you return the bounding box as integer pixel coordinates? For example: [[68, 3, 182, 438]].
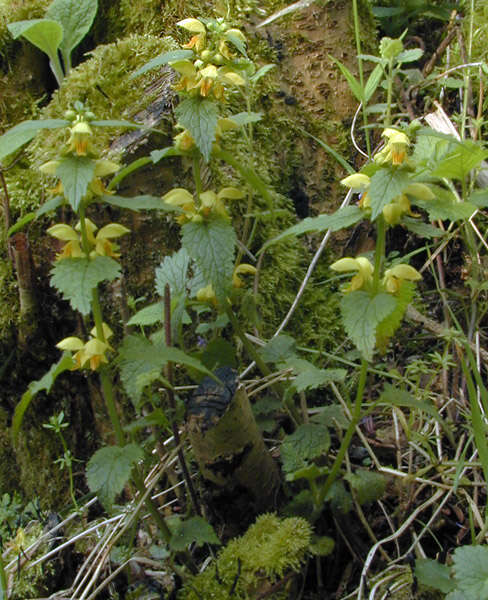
[[221, 71, 245, 86], [404, 183, 435, 200], [89, 322, 114, 342], [196, 283, 217, 304], [169, 59, 197, 78], [385, 264, 422, 281], [47, 224, 79, 241], [177, 18, 206, 33], [217, 187, 245, 200], [39, 160, 60, 175], [163, 188, 194, 206], [340, 173, 370, 191], [56, 337, 85, 351], [94, 159, 121, 177], [330, 257, 362, 272], [96, 223, 131, 239]]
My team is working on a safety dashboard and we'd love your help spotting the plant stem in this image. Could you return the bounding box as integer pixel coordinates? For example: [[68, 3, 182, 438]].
[[373, 215, 386, 292], [352, 0, 372, 157], [163, 284, 202, 516], [58, 431, 78, 509], [385, 58, 394, 128], [317, 358, 368, 507]]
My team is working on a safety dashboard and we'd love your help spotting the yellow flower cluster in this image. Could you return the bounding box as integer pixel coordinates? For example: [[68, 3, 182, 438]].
[[196, 264, 257, 305], [330, 257, 421, 295], [47, 219, 130, 260], [163, 186, 245, 224], [57, 323, 113, 370], [340, 129, 435, 225], [172, 18, 247, 101]]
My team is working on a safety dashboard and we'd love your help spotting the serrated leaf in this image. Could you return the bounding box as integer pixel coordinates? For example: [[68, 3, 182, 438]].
[[415, 190, 476, 221], [102, 194, 180, 212], [375, 280, 414, 353], [229, 111, 263, 126], [169, 516, 220, 551], [469, 189, 488, 208], [285, 358, 346, 392], [175, 97, 219, 161], [7, 19, 63, 62], [396, 48, 423, 63], [46, 0, 98, 59], [340, 291, 397, 361], [86, 444, 143, 508], [402, 217, 444, 238], [259, 334, 297, 363], [432, 140, 488, 180], [325, 480, 352, 513], [262, 205, 364, 250], [0, 119, 69, 162], [155, 248, 190, 298], [131, 49, 194, 78], [415, 558, 455, 594], [249, 64, 275, 83], [345, 470, 386, 504], [281, 423, 331, 473], [123, 409, 169, 433], [50, 256, 121, 315], [369, 168, 411, 220], [55, 156, 95, 211], [13, 353, 74, 440], [453, 545, 488, 599], [182, 219, 236, 301], [225, 32, 247, 56], [119, 335, 214, 406], [127, 302, 164, 326], [311, 404, 348, 429]]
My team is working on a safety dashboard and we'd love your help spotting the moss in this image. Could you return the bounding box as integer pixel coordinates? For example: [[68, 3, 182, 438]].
[[180, 514, 312, 600], [0, 407, 19, 493]]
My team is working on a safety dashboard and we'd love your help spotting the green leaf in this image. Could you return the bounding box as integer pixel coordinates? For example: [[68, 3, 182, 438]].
[[46, 0, 98, 61], [169, 516, 220, 551], [344, 469, 386, 504], [127, 302, 164, 326], [119, 335, 214, 405], [364, 63, 383, 103], [453, 545, 488, 599], [414, 187, 476, 221], [0, 119, 69, 162], [325, 480, 352, 513], [150, 147, 184, 163], [249, 64, 275, 83], [415, 558, 455, 594], [330, 56, 363, 102], [396, 48, 423, 63], [311, 404, 348, 429], [378, 383, 454, 445], [35, 195, 65, 217], [432, 140, 488, 180], [375, 280, 414, 353], [469, 189, 488, 208], [229, 112, 263, 126], [7, 19, 63, 62], [50, 256, 121, 315], [155, 248, 190, 298], [123, 408, 169, 433], [225, 32, 247, 56], [182, 218, 236, 301], [285, 358, 346, 392], [368, 168, 411, 220], [175, 97, 219, 162], [55, 156, 95, 211], [259, 334, 297, 363], [13, 353, 74, 440], [262, 205, 364, 250], [86, 444, 143, 508], [101, 194, 180, 212], [340, 292, 396, 361], [7, 213, 36, 237], [281, 423, 331, 473], [130, 49, 194, 78], [402, 217, 444, 238]]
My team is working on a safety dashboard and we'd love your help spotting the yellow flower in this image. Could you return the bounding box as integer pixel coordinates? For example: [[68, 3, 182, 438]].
[[340, 173, 371, 191], [68, 120, 93, 156], [330, 257, 374, 292], [196, 283, 217, 305], [56, 323, 113, 370], [382, 264, 421, 294], [375, 128, 410, 166], [93, 223, 130, 258], [232, 263, 256, 288]]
